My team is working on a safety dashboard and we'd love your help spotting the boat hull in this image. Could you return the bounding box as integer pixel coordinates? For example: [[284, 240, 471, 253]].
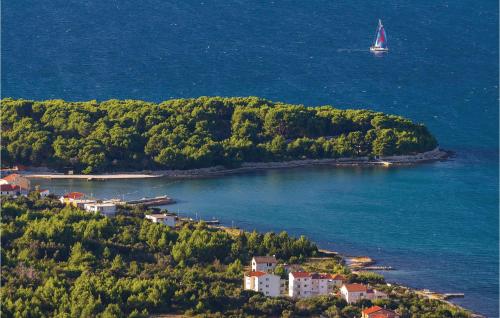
[[370, 46, 389, 52]]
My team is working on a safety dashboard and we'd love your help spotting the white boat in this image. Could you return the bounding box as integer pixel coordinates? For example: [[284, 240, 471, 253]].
[[370, 19, 389, 52]]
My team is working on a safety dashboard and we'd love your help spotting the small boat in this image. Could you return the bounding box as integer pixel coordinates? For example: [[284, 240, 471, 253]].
[[370, 19, 389, 52]]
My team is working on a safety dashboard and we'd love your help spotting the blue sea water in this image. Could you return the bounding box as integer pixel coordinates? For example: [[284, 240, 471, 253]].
[[2, 0, 498, 316]]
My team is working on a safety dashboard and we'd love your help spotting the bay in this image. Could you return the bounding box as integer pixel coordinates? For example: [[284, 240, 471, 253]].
[[3, 0, 498, 316]]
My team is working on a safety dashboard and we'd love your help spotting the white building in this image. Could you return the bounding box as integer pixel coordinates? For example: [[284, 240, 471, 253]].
[[145, 213, 176, 227], [84, 203, 117, 217], [289, 272, 312, 297], [251, 256, 277, 273], [244, 271, 281, 297], [340, 284, 387, 303], [289, 272, 345, 298]]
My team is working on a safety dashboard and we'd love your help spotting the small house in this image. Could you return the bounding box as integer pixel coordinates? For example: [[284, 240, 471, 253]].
[[251, 256, 277, 273], [145, 213, 176, 227], [340, 284, 388, 303], [362, 306, 399, 318], [84, 203, 117, 217]]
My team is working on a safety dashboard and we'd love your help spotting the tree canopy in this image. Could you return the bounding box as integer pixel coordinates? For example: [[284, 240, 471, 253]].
[[1, 196, 470, 318], [1, 97, 438, 173]]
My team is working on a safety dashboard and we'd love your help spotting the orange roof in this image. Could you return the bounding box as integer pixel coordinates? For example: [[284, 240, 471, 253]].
[[2, 174, 20, 182], [291, 271, 311, 278], [247, 271, 267, 277], [343, 283, 368, 292], [64, 192, 84, 199], [331, 274, 346, 281], [363, 306, 383, 315]]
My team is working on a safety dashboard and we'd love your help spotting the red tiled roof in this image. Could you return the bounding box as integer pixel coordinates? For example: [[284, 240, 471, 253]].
[[64, 192, 84, 199], [291, 271, 311, 278], [247, 271, 267, 277], [331, 274, 346, 281], [2, 174, 20, 182], [253, 256, 277, 263], [363, 306, 383, 314], [0, 184, 20, 191], [343, 283, 368, 292]]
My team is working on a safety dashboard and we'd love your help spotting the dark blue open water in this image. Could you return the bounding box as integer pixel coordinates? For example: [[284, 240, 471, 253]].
[[2, 1, 498, 316]]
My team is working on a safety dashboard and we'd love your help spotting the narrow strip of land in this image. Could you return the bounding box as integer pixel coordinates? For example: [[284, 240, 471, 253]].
[[23, 147, 449, 180]]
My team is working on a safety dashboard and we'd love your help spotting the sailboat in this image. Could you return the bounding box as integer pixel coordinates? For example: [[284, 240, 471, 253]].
[[370, 19, 388, 52]]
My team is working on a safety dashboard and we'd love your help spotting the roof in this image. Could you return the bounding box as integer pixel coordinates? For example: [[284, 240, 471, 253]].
[[331, 274, 346, 281], [64, 192, 84, 199], [311, 273, 332, 279], [342, 283, 368, 292], [363, 306, 383, 315], [2, 174, 21, 182], [291, 271, 311, 278], [253, 256, 277, 263], [246, 271, 267, 277], [0, 184, 20, 191]]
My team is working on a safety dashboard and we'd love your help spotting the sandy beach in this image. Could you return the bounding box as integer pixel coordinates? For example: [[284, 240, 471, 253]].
[[23, 147, 449, 180]]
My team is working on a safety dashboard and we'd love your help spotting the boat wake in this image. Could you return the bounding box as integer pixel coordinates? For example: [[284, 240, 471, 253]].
[[336, 48, 369, 53]]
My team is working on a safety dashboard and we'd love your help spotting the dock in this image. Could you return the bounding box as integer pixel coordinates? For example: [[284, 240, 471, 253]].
[[363, 265, 395, 271], [126, 195, 175, 207], [443, 293, 465, 299]]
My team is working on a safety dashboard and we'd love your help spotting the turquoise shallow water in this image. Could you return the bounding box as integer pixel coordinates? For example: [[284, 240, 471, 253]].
[[3, 0, 498, 316]]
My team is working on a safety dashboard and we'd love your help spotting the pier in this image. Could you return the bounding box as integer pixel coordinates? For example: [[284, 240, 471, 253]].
[[126, 195, 175, 207]]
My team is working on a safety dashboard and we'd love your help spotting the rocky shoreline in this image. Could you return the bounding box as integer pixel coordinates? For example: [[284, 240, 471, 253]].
[[23, 147, 450, 180]]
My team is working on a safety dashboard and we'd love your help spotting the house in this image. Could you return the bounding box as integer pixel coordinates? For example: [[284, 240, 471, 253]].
[[330, 274, 346, 288], [340, 284, 388, 303], [0, 184, 21, 196], [362, 306, 399, 318], [0, 174, 30, 195], [38, 189, 50, 197], [244, 271, 281, 297], [251, 256, 278, 273], [60, 192, 85, 205], [1, 174, 31, 190], [84, 203, 117, 217], [289, 272, 343, 298], [145, 213, 176, 227]]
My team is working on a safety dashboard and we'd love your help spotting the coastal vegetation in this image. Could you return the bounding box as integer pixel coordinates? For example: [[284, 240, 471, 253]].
[[0, 97, 437, 173], [1, 195, 471, 317]]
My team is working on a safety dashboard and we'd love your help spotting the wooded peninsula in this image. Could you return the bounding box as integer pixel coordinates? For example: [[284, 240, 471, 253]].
[[1, 97, 438, 174]]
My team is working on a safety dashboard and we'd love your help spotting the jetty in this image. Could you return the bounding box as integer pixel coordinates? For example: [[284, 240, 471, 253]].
[[363, 265, 395, 271], [126, 195, 175, 207]]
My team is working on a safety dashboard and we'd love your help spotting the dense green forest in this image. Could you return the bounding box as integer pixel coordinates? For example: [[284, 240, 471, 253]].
[[1, 195, 471, 318], [0, 97, 437, 173]]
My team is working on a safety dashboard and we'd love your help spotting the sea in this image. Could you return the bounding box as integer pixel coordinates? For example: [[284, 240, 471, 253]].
[[2, 1, 498, 316]]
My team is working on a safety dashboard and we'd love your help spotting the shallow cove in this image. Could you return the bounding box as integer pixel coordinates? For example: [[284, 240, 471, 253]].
[[35, 148, 498, 316]]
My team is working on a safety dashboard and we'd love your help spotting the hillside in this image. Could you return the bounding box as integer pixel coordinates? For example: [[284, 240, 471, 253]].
[[0, 195, 471, 317]]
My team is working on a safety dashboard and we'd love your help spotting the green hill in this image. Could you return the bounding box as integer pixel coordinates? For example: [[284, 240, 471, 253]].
[[1, 97, 437, 173]]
